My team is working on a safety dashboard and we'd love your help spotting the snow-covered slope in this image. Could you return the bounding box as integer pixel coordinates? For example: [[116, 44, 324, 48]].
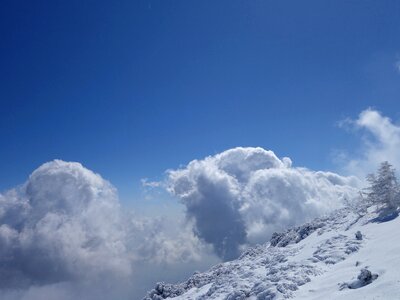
[[143, 206, 400, 299]]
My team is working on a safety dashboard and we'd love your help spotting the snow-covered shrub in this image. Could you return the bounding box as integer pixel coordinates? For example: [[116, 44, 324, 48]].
[[255, 290, 276, 300], [343, 194, 368, 217], [225, 290, 248, 300], [270, 222, 323, 247], [143, 282, 187, 300]]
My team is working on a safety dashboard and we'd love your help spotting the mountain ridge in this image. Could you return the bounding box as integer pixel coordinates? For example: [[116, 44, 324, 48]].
[[143, 205, 399, 299]]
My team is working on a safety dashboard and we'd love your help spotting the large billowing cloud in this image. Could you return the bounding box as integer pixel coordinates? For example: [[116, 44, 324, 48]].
[[167, 147, 360, 261], [0, 160, 215, 300], [0, 149, 361, 298], [340, 108, 400, 177]]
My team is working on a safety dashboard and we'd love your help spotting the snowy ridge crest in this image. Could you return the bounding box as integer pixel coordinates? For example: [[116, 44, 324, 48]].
[[143, 208, 369, 300]]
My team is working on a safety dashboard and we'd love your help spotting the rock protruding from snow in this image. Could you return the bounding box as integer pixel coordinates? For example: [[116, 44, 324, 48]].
[[340, 268, 378, 290]]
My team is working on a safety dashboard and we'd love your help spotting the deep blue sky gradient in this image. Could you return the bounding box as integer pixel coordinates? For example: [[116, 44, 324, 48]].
[[1, 1, 400, 203]]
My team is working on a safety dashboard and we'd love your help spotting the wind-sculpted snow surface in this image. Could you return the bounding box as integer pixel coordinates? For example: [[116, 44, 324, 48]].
[[144, 208, 368, 300]]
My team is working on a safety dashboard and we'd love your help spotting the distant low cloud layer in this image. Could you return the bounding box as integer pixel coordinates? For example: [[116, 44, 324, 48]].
[[167, 147, 360, 261], [0, 160, 214, 299], [341, 108, 400, 177]]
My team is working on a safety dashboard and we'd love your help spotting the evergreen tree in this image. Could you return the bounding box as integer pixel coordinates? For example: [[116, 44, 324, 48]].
[[366, 161, 400, 210]]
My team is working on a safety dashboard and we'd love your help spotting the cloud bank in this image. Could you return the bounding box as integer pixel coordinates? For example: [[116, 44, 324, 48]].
[[0, 160, 215, 300], [167, 147, 359, 261], [341, 108, 400, 177], [0, 146, 363, 298]]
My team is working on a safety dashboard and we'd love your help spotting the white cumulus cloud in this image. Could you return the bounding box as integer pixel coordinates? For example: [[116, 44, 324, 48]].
[[0, 146, 366, 298], [341, 108, 400, 178], [0, 160, 215, 300], [167, 147, 360, 261]]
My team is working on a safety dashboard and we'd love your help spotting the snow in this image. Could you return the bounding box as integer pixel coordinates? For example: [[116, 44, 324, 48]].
[[296, 208, 400, 299], [144, 206, 400, 299]]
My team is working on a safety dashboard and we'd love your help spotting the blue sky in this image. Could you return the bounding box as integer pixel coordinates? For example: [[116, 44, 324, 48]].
[[1, 0, 400, 203]]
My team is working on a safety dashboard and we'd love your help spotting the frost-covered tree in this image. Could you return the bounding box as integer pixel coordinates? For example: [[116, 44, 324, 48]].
[[365, 161, 400, 210], [343, 194, 368, 217]]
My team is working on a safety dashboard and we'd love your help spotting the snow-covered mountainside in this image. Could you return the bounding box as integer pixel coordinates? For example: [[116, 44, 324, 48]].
[[143, 206, 400, 299]]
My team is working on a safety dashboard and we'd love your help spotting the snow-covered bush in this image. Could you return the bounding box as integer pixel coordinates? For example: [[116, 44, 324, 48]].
[[343, 194, 368, 217], [270, 222, 324, 247], [225, 290, 248, 300]]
